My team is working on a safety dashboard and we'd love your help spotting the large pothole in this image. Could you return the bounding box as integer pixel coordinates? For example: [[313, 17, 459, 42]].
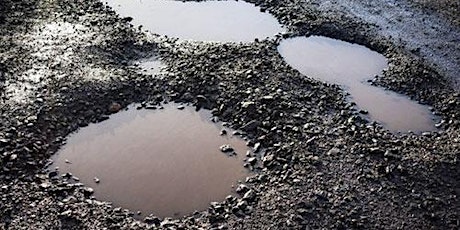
[[104, 0, 285, 42], [49, 103, 251, 218], [278, 36, 437, 133]]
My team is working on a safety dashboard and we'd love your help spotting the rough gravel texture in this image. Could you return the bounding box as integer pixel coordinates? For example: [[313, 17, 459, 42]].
[[1, 0, 459, 229]]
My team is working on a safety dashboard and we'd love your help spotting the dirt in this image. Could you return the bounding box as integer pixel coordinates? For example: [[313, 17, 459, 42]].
[[409, 0, 460, 26], [0, 0, 459, 229]]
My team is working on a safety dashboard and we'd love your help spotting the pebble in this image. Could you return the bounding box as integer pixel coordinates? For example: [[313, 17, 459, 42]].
[[236, 184, 249, 194], [220, 129, 227, 135], [108, 102, 122, 113], [241, 120, 260, 132], [48, 171, 58, 178], [0, 138, 9, 146], [247, 157, 257, 165], [219, 144, 234, 153], [242, 190, 256, 201], [82, 187, 94, 196]]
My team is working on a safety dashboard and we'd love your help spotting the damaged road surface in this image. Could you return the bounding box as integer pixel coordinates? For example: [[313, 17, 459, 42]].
[[0, 0, 459, 229]]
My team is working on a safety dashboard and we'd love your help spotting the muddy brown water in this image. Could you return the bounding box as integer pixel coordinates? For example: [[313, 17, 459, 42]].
[[278, 36, 436, 133], [104, 0, 285, 42], [50, 104, 251, 218]]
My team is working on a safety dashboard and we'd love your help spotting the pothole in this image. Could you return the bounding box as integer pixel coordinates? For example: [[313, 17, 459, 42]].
[[278, 36, 437, 133], [104, 0, 285, 42], [133, 56, 165, 76], [49, 103, 251, 218]]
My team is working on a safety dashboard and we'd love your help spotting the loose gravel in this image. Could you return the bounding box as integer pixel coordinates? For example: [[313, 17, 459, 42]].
[[0, 0, 458, 229]]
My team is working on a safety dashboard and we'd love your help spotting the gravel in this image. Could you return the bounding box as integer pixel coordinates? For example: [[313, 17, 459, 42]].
[[0, 0, 458, 229]]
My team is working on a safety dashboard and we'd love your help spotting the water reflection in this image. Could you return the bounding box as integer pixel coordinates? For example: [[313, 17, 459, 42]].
[[278, 36, 436, 133], [50, 103, 250, 218], [105, 0, 285, 42]]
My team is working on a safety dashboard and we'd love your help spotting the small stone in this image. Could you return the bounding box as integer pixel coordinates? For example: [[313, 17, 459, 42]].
[[243, 190, 256, 201], [241, 101, 256, 113], [220, 129, 227, 136], [261, 95, 274, 101], [108, 102, 122, 113], [98, 115, 109, 122], [196, 95, 210, 108], [384, 150, 402, 159], [161, 219, 177, 228], [218, 223, 229, 230], [48, 171, 58, 178], [226, 195, 235, 202], [94, 177, 100, 183], [65, 159, 71, 164], [121, 16, 133, 22], [241, 120, 260, 132], [297, 208, 311, 215], [262, 154, 274, 165], [144, 216, 161, 225], [247, 157, 257, 165], [241, 101, 256, 109], [60, 210, 72, 216], [10, 154, 17, 161], [40, 182, 51, 189], [0, 138, 9, 146], [253, 142, 261, 152], [369, 147, 382, 154], [246, 150, 252, 157], [62, 173, 73, 179], [236, 184, 249, 194], [236, 200, 248, 210], [327, 147, 340, 156], [177, 105, 185, 110], [220, 144, 234, 153], [82, 187, 94, 196]]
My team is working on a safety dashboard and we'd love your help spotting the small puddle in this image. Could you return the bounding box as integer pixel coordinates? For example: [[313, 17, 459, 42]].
[[278, 36, 436, 133], [105, 0, 284, 42], [133, 57, 164, 76], [49, 103, 251, 218]]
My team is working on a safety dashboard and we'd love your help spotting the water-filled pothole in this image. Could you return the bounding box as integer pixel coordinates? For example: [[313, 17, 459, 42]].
[[278, 36, 436, 133], [133, 56, 164, 76], [105, 0, 285, 42], [49, 103, 251, 218]]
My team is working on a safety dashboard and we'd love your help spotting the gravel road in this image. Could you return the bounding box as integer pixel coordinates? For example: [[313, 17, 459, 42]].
[[0, 0, 458, 229]]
